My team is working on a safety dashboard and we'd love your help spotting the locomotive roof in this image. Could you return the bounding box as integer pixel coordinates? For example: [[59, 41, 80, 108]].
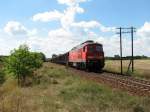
[[71, 40, 102, 51], [51, 40, 102, 59], [51, 52, 69, 59]]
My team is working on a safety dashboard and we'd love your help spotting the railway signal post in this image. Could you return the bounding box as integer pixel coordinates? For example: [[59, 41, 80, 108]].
[[116, 27, 136, 75]]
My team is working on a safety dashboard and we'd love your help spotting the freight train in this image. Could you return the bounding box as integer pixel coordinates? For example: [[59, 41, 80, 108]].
[[51, 40, 105, 71]]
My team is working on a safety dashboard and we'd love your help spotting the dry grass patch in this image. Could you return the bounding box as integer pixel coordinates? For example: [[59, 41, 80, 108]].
[[0, 62, 149, 112], [104, 60, 150, 80]]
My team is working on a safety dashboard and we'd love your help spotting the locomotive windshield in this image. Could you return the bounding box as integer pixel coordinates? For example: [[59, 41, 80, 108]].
[[96, 45, 103, 52], [88, 45, 103, 52], [88, 46, 94, 52]]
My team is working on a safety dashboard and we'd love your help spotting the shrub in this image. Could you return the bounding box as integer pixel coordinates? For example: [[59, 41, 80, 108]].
[[4, 44, 43, 86], [134, 105, 145, 112], [0, 70, 5, 84]]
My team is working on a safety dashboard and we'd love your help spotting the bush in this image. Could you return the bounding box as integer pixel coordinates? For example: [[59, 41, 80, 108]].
[[134, 105, 145, 112], [4, 44, 43, 86], [0, 70, 5, 84], [38, 52, 46, 62]]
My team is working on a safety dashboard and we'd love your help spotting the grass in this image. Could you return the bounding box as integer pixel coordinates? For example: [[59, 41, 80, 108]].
[[104, 59, 150, 80], [0, 62, 150, 112]]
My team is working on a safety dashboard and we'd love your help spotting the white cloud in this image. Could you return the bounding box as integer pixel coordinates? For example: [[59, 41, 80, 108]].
[[99, 25, 116, 32], [137, 22, 150, 37], [32, 0, 116, 34], [4, 21, 28, 36], [71, 21, 100, 29], [4, 21, 37, 37], [48, 28, 73, 38], [1, 0, 150, 58], [61, 6, 84, 30], [32, 10, 63, 22], [26, 29, 80, 57], [57, 0, 87, 6], [32, 7, 115, 33], [135, 22, 150, 56], [71, 21, 116, 33], [95, 22, 150, 56], [96, 35, 120, 56], [27, 29, 38, 36], [33, 5, 84, 31], [0, 31, 26, 55]]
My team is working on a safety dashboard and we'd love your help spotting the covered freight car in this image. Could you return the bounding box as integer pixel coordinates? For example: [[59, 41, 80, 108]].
[[51, 52, 69, 65]]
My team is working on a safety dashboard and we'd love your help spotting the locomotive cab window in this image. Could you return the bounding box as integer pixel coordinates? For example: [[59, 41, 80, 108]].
[[96, 46, 103, 52], [83, 46, 85, 52], [88, 46, 94, 52]]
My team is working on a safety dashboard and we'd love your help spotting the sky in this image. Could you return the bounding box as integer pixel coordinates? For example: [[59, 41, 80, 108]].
[[0, 0, 150, 57]]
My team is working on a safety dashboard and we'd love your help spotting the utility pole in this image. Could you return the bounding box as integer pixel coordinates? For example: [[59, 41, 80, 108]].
[[116, 27, 136, 75], [119, 27, 123, 75], [131, 27, 134, 72]]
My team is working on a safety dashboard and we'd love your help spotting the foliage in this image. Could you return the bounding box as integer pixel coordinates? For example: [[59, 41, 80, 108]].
[[37, 52, 46, 62], [0, 70, 5, 84], [4, 44, 43, 86]]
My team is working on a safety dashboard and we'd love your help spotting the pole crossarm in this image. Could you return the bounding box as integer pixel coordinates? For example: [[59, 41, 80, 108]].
[[116, 31, 133, 34]]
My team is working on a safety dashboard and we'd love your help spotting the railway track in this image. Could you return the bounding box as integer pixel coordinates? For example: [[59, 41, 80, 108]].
[[69, 68, 150, 96], [95, 72, 150, 96]]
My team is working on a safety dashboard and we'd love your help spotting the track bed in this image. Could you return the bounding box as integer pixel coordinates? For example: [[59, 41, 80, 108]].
[[68, 67, 150, 96]]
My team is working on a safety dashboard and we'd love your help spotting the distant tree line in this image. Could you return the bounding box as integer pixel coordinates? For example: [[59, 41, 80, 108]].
[[0, 52, 46, 62], [105, 55, 149, 60]]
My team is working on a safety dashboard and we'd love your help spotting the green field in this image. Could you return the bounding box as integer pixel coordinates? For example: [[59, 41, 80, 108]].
[[0, 62, 150, 112], [104, 59, 150, 80]]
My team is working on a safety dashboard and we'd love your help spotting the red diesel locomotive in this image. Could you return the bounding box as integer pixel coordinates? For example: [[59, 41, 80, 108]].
[[51, 40, 105, 71]]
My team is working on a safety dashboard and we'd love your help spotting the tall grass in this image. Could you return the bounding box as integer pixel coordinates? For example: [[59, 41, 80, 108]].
[[0, 62, 149, 112], [104, 60, 150, 80]]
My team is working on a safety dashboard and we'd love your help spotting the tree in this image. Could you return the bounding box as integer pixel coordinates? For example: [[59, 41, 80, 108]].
[[4, 44, 43, 86], [38, 52, 46, 62], [52, 54, 57, 58], [114, 55, 120, 60]]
